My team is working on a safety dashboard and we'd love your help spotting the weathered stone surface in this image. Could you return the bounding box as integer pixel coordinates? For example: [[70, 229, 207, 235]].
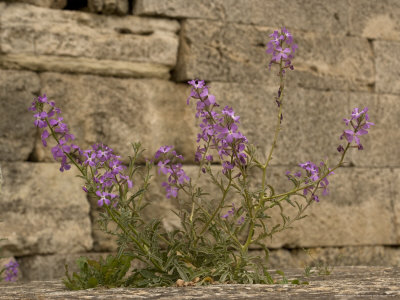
[[374, 41, 400, 95], [349, 0, 400, 41], [135, 0, 349, 35], [88, 0, 129, 15], [348, 93, 400, 167], [0, 4, 179, 78], [0, 162, 93, 256], [392, 168, 400, 244], [2, 0, 67, 9], [174, 20, 374, 92], [0, 164, 2, 190], [266, 246, 400, 269], [0, 69, 40, 161], [35, 73, 196, 164], [1, 267, 400, 299]]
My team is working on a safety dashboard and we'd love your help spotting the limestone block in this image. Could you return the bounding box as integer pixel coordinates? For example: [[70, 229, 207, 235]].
[[36, 73, 197, 164], [88, 0, 129, 15], [0, 162, 93, 256], [2, 0, 67, 9], [348, 93, 400, 167], [135, 0, 349, 35], [0, 3, 179, 78], [349, 0, 400, 41], [264, 246, 400, 269], [0, 69, 40, 161], [174, 20, 374, 92], [374, 41, 400, 95]]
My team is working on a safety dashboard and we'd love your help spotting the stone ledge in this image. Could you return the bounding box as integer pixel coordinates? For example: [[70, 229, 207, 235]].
[[0, 267, 399, 299]]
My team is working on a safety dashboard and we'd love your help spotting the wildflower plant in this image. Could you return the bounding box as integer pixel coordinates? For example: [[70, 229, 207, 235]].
[[29, 27, 373, 289]]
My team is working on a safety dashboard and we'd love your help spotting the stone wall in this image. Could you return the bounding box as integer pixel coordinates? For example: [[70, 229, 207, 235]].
[[0, 0, 399, 281]]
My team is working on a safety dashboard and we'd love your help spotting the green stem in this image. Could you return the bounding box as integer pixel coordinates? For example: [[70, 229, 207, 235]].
[[105, 206, 165, 272], [196, 177, 232, 243]]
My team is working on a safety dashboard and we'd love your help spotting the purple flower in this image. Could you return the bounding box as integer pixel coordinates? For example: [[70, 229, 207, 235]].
[[281, 27, 293, 44], [297, 160, 334, 202], [340, 107, 374, 150], [96, 190, 111, 207], [155, 146, 191, 199], [266, 27, 297, 72], [187, 79, 206, 104], [84, 151, 96, 167], [41, 130, 50, 147], [155, 145, 173, 159], [3, 259, 19, 282], [157, 159, 171, 175], [162, 182, 178, 198], [273, 46, 291, 61], [33, 113, 47, 128]]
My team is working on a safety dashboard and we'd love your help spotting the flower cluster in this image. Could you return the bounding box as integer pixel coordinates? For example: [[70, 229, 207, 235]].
[[30, 95, 132, 207], [339, 107, 374, 152], [3, 259, 18, 282], [187, 80, 248, 174], [155, 146, 190, 198], [29, 95, 82, 172], [266, 27, 298, 72], [298, 161, 334, 202], [82, 143, 132, 207]]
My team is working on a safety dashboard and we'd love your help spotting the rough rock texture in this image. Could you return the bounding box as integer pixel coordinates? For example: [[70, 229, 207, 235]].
[[0, 162, 93, 256], [0, 267, 399, 299], [34, 73, 196, 163], [266, 246, 400, 269], [0, 4, 179, 78], [88, 0, 129, 15], [348, 0, 400, 41], [134, 0, 349, 35], [1, 0, 67, 9], [174, 20, 374, 92], [0, 69, 40, 161], [374, 41, 400, 95]]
